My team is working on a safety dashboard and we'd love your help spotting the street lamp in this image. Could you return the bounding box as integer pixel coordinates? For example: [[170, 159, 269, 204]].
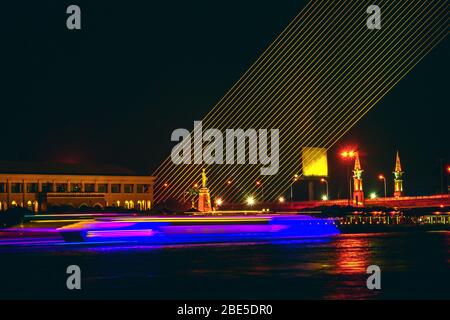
[[246, 196, 255, 207], [320, 178, 329, 199], [378, 175, 387, 198], [215, 198, 223, 209], [340, 150, 356, 205]]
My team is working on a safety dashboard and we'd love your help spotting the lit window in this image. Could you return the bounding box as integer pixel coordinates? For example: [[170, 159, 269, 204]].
[[111, 184, 121, 193], [98, 184, 108, 193], [42, 183, 53, 193], [124, 184, 134, 193], [71, 183, 82, 192], [56, 183, 68, 193], [27, 183, 38, 193], [136, 184, 145, 193], [11, 183, 23, 193], [85, 184, 95, 193]]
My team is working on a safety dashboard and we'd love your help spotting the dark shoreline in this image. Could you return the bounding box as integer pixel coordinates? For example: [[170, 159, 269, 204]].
[[338, 224, 450, 233]]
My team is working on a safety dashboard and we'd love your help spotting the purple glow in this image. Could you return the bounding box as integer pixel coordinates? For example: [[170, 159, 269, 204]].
[[86, 229, 156, 238], [58, 215, 340, 244], [159, 224, 288, 234]]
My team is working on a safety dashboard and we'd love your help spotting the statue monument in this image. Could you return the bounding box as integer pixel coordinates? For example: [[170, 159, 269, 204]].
[[197, 168, 212, 212]]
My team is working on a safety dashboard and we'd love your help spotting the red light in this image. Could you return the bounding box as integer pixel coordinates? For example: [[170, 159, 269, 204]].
[[340, 150, 356, 158]]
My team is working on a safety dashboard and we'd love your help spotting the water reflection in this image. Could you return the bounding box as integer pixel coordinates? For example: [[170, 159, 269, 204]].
[[334, 235, 371, 274], [1, 232, 449, 299], [323, 234, 379, 299]]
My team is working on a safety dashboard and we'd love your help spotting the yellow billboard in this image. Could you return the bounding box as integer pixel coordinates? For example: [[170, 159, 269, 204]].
[[301, 147, 328, 177]]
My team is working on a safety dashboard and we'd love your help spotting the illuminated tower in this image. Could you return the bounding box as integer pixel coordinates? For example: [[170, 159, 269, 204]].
[[352, 152, 364, 206], [393, 151, 404, 197]]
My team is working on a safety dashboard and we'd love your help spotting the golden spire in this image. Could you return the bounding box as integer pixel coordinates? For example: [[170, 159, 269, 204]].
[[394, 151, 402, 172], [354, 152, 361, 171]]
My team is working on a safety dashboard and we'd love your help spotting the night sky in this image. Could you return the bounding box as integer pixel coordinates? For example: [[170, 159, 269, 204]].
[[1, 1, 448, 197]]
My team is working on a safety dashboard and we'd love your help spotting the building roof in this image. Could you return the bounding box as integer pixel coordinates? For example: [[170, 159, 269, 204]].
[[0, 161, 140, 176]]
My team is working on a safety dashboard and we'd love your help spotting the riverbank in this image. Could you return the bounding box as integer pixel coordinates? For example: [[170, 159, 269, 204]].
[[338, 223, 450, 233]]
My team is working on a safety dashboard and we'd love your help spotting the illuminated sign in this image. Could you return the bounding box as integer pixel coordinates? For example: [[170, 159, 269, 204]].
[[301, 147, 328, 177]]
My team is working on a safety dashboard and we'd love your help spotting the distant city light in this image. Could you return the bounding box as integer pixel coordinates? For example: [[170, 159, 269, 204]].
[[370, 192, 377, 199], [227, 180, 232, 185], [278, 196, 285, 203], [216, 198, 223, 206], [193, 183, 198, 188], [321, 195, 328, 201], [246, 196, 256, 206], [163, 183, 169, 188]]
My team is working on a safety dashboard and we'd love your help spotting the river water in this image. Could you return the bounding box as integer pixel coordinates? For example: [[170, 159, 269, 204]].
[[0, 231, 449, 299]]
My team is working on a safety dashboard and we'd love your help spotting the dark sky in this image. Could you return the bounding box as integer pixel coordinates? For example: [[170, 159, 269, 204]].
[[1, 1, 448, 196]]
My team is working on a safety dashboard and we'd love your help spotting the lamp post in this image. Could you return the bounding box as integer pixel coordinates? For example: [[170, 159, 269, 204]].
[[378, 174, 387, 198], [447, 166, 450, 194], [290, 174, 298, 201], [340, 150, 356, 206], [320, 178, 329, 199], [256, 180, 264, 201]]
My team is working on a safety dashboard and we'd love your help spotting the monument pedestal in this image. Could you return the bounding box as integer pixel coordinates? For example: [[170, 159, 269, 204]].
[[198, 187, 212, 212]]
